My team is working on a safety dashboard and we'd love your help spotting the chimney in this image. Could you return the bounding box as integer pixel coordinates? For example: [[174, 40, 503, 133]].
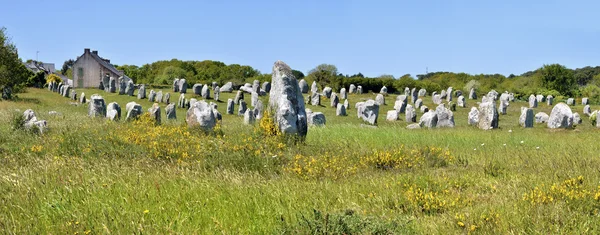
[[92, 50, 98, 55], [84, 48, 90, 53]]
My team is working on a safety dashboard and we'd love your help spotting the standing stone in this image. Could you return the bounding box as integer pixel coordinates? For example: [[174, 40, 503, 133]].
[[201, 84, 210, 99], [440, 90, 447, 99], [186, 100, 216, 131], [420, 106, 429, 113], [469, 88, 477, 100], [193, 84, 203, 95], [432, 94, 442, 105], [340, 88, 347, 99], [173, 79, 180, 92], [251, 91, 259, 107], [404, 87, 410, 97], [455, 90, 463, 98], [62, 85, 71, 97], [519, 107, 534, 128], [137, 85, 146, 99], [573, 112, 582, 125], [184, 99, 190, 109], [582, 98, 589, 105], [243, 109, 255, 125], [311, 81, 319, 93], [214, 86, 220, 101], [456, 96, 465, 108], [356, 102, 365, 118], [148, 90, 156, 102], [211, 82, 218, 90], [468, 107, 479, 126], [536, 95, 545, 103], [411, 88, 418, 104], [386, 110, 399, 121], [88, 94, 106, 117], [499, 94, 509, 115], [299, 79, 309, 93], [125, 102, 142, 121], [80, 92, 86, 104], [349, 84, 356, 94], [415, 98, 423, 109], [323, 87, 333, 98], [330, 92, 339, 108], [419, 110, 438, 128], [108, 77, 116, 93], [359, 100, 379, 125], [547, 95, 554, 106], [529, 95, 538, 108], [311, 92, 320, 106], [344, 99, 349, 110], [435, 104, 455, 127], [226, 99, 235, 114], [394, 96, 407, 113], [252, 80, 261, 94], [583, 105, 591, 116], [269, 61, 308, 137], [220, 82, 233, 93], [118, 79, 126, 95], [156, 91, 163, 103], [547, 103, 573, 128], [306, 109, 326, 126], [178, 93, 185, 108], [446, 87, 453, 102], [336, 103, 347, 116], [478, 100, 499, 130], [106, 102, 121, 121], [70, 90, 77, 101], [97, 81, 104, 91], [234, 90, 244, 104], [262, 82, 271, 93], [535, 112, 549, 123], [357, 86, 363, 94], [165, 103, 176, 120], [179, 79, 187, 93], [380, 86, 388, 94], [253, 100, 264, 120], [164, 93, 171, 104], [567, 98, 575, 106], [126, 81, 135, 96], [238, 100, 247, 116], [405, 104, 417, 123], [487, 90, 499, 101], [418, 88, 426, 97], [375, 94, 385, 106]]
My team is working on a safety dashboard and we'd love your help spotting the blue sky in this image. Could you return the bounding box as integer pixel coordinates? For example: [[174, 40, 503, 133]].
[[3, 0, 599, 77]]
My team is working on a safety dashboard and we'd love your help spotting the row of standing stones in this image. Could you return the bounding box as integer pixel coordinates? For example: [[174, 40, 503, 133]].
[[39, 64, 597, 137]]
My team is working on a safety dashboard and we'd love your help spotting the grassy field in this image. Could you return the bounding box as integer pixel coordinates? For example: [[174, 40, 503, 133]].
[[1, 87, 600, 234]]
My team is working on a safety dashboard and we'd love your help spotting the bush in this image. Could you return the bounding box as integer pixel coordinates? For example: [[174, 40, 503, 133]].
[[46, 73, 62, 85]]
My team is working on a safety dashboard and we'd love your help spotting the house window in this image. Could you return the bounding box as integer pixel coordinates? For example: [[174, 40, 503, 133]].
[[78, 67, 84, 78]]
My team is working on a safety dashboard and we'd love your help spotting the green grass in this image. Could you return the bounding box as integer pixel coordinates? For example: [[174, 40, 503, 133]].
[[1, 88, 600, 234]]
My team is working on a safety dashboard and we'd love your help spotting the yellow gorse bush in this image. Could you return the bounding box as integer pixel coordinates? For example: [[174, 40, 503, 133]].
[[523, 176, 600, 206]]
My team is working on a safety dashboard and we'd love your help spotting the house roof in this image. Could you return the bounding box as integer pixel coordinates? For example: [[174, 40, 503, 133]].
[[89, 52, 123, 76]]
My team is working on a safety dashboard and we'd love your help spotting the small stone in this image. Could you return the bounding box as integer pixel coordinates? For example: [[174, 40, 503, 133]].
[[535, 112, 549, 123], [547, 103, 573, 129], [519, 107, 534, 128]]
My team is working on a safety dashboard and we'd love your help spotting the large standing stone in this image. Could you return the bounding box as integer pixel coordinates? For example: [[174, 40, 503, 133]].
[[80, 93, 86, 104], [330, 92, 339, 108], [457, 96, 466, 107], [340, 88, 347, 99], [547, 95, 554, 106], [298, 79, 309, 93], [519, 107, 534, 128], [310, 92, 320, 106], [375, 94, 385, 106], [253, 100, 264, 120], [268, 61, 308, 137], [468, 107, 479, 126], [137, 85, 146, 99], [499, 96, 509, 115], [478, 100, 499, 130], [415, 98, 423, 110], [118, 78, 126, 95], [88, 94, 106, 117], [357, 86, 363, 94], [178, 93, 185, 108], [186, 100, 216, 131], [535, 112, 549, 123], [173, 79, 180, 92], [147, 103, 161, 124], [156, 91, 163, 103], [359, 100, 379, 125], [435, 104, 455, 127], [163, 93, 171, 104], [251, 91, 259, 107], [529, 95, 538, 108], [220, 82, 233, 93], [311, 81, 319, 93], [386, 110, 399, 121], [62, 85, 71, 97], [106, 102, 121, 121], [469, 88, 477, 100], [179, 79, 188, 93], [419, 110, 438, 128], [234, 90, 244, 104], [432, 94, 442, 105], [380, 86, 388, 94], [349, 84, 356, 94], [584, 105, 591, 116], [487, 90, 498, 101], [406, 104, 417, 123], [322, 87, 333, 98], [411, 88, 418, 104], [394, 95, 407, 113], [336, 103, 347, 116], [446, 87, 453, 102], [148, 90, 156, 102], [108, 77, 116, 93], [567, 98, 575, 106], [252, 80, 261, 94], [582, 97, 589, 105], [404, 87, 410, 97], [165, 103, 176, 120], [214, 86, 220, 101], [125, 102, 142, 121], [440, 90, 447, 99], [193, 84, 203, 95], [243, 109, 255, 125], [238, 100, 247, 116], [226, 99, 235, 114], [126, 81, 135, 96], [536, 95, 545, 103], [547, 103, 573, 129], [201, 84, 210, 99], [343, 99, 350, 111], [418, 88, 427, 97]]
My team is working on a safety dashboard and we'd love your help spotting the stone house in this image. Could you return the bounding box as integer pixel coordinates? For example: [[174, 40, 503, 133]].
[[72, 48, 130, 88]]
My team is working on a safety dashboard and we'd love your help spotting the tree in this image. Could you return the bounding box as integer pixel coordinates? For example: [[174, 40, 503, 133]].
[[46, 74, 62, 84], [292, 70, 304, 80], [308, 64, 338, 77], [0, 27, 31, 99], [539, 64, 576, 96], [61, 59, 74, 75], [27, 71, 45, 88]]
